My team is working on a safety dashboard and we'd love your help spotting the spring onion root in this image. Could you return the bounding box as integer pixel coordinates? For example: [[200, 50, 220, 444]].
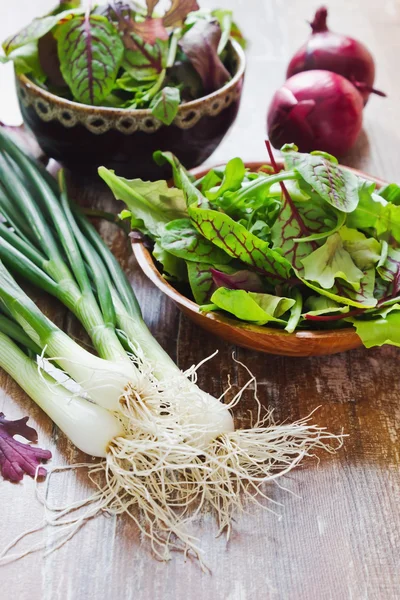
[[0, 350, 341, 567], [0, 129, 342, 565]]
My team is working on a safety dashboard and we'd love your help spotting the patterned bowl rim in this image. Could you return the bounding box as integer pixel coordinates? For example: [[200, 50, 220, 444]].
[[16, 39, 246, 117]]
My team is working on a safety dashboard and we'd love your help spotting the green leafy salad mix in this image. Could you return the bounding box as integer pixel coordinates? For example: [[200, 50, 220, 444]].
[[1, 0, 244, 125], [100, 144, 400, 349]]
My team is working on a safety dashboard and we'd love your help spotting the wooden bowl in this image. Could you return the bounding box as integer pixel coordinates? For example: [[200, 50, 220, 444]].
[[132, 162, 385, 357]]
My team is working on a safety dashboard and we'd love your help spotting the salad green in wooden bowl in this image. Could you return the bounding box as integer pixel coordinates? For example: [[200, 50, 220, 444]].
[[100, 144, 400, 355]]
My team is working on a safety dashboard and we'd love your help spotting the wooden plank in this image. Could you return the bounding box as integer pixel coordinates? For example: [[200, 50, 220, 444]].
[[1, 1, 400, 599]]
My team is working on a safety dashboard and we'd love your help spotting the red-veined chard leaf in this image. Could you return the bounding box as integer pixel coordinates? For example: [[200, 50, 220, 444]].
[[208, 288, 294, 325], [179, 19, 230, 94], [163, 0, 200, 27], [160, 218, 231, 264], [375, 247, 400, 301], [154, 151, 292, 283], [188, 204, 292, 284], [283, 147, 360, 213], [150, 86, 180, 125], [211, 268, 264, 292], [57, 14, 124, 105], [270, 187, 320, 271], [0, 412, 51, 482], [187, 261, 214, 303]]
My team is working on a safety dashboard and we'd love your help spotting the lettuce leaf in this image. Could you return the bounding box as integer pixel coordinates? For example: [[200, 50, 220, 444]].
[[339, 226, 381, 270], [98, 168, 187, 237], [352, 311, 400, 348], [301, 233, 364, 290], [208, 288, 295, 325]]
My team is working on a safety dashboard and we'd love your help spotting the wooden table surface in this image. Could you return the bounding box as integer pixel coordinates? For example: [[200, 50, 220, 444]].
[[1, 1, 400, 599]]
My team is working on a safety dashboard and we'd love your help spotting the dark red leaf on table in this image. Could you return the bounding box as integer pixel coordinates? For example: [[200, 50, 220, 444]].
[[0, 412, 52, 483]]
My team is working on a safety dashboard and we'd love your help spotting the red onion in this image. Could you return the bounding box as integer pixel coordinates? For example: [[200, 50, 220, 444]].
[[286, 6, 384, 105], [267, 70, 363, 156]]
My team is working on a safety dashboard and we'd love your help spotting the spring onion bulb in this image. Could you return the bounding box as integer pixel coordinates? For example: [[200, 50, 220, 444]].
[[0, 129, 341, 563], [0, 331, 123, 456]]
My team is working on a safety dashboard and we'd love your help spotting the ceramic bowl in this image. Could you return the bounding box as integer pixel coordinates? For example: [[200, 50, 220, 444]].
[[132, 162, 385, 357], [15, 41, 245, 180]]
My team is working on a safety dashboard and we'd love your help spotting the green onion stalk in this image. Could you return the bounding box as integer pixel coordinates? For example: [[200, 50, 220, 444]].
[[0, 129, 340, 564]]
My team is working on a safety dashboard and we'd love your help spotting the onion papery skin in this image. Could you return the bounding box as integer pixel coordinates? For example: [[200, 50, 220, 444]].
[[286, 6, 376, 105], [267, 70, 364, 156]]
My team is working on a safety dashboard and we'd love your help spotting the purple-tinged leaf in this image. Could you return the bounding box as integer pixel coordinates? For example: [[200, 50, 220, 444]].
[[283, 148, 360, 213], [0, 412, 51, 483], [114, 6, 168, 47], [163, 0, 200, 27], [57, 14, 124, 105], [211, 268, 264, 292], [374, 248, 400, 302], [179, 20, 230, 94], [130, 17, 168, 45], [377, 247, 400, 284]]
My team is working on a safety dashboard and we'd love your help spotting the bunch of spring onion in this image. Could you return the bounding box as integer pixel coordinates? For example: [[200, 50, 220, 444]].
[[0, 129, 340, 563]]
